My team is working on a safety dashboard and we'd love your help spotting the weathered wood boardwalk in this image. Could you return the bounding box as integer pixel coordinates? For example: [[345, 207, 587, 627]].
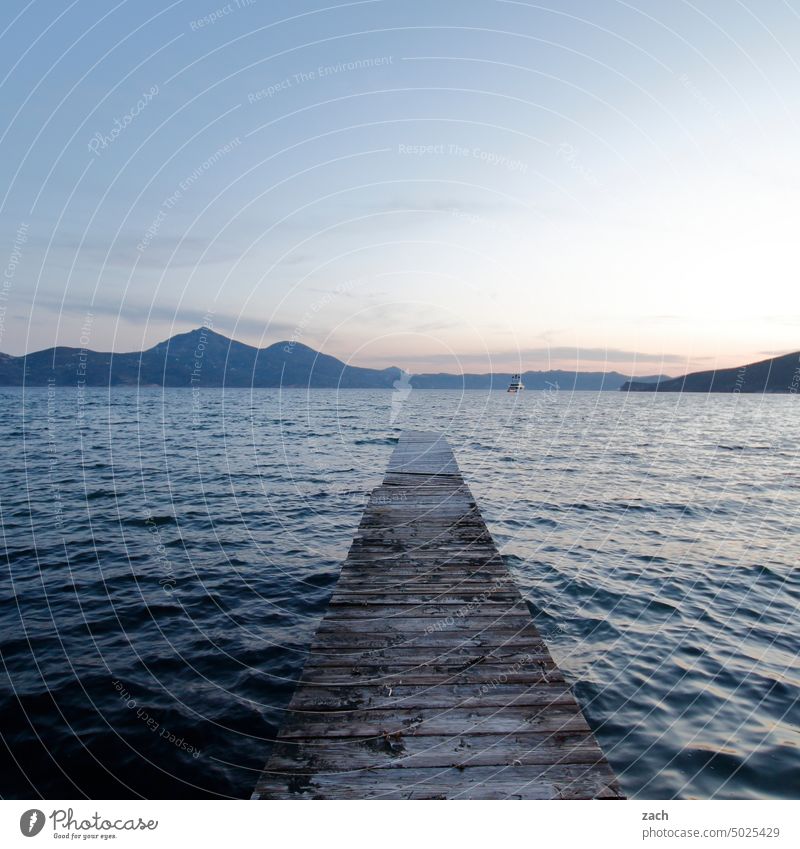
[[252, 431, 622, 799]]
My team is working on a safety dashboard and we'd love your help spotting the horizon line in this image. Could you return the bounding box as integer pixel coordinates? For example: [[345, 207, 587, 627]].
[[3, 324, 799, 380]]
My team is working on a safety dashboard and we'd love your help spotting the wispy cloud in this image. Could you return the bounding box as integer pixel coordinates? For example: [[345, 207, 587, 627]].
[[33, 295, 297, 346], [366, 346, 688, 368], [762, 315, 800, 326], [23, 231, 240, 270]]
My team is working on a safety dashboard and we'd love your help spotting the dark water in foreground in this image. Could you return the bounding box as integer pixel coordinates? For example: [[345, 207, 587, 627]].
[[0, 387, 798, 799]]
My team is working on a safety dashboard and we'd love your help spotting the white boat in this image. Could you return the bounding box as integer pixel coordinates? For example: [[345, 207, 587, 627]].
[[507, 373, 525, 393]]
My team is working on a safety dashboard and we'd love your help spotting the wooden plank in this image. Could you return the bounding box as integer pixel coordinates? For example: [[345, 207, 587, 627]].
[[304, 650, 552, 668], [296, 666, 562, 687], [313, 615, 538, 634], [266, 734, 605, 771], [252, 430, 623, 800], [286, 681, 578, 710], [305, 628, 549, 646], [252, 764, 621, 800], [277, 705, 591, 738]]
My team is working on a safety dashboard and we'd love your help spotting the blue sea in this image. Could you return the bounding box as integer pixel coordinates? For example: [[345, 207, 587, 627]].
[[0, 387, 798, 799]]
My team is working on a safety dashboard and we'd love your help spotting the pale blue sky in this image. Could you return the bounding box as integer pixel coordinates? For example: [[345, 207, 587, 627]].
[[1, 0, 799, 374]]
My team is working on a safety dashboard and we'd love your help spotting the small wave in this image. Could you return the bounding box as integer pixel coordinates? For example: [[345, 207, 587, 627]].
[[85, 488, 117, 501], [565, 502, 594, 511], [523, 599, 564, 636], [643, 597, 679, 616], [531, 515, 559, 528], [574, 616, 621, 642], [629, 554, 669, 565], [123, 514, 176, 527]]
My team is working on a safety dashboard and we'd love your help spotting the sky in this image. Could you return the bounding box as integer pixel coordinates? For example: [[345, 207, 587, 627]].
[[1, 0, 799, 376]]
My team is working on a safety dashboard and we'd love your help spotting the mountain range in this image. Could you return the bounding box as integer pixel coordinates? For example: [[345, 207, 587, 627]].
[[0, 327, 669, 389], [621, 350, 800, 393]]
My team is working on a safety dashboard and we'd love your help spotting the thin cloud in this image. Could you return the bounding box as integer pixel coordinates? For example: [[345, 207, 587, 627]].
[[367, 347, 689, 367], [33, 297, 297, 344]]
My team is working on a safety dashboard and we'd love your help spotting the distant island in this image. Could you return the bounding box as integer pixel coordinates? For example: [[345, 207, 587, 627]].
[[0, 327, 669, 390], [621, 350, 800, 394]]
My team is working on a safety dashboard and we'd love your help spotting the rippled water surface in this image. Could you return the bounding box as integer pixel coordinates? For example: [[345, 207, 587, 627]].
[[1, 387, 798, 799]]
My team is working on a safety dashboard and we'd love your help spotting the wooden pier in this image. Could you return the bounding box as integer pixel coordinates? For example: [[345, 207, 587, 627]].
[[252, 431, 622, 799]]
